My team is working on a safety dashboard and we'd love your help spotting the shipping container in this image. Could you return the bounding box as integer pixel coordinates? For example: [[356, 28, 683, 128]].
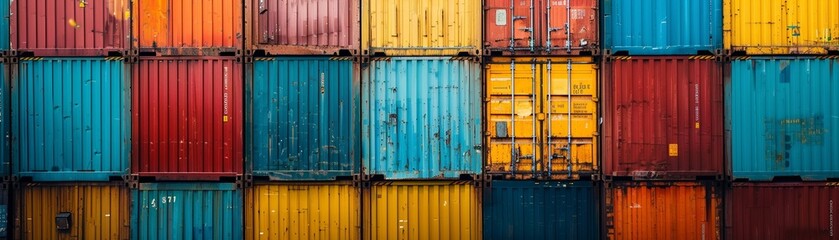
[[132, 0, 242, 56], [0, 0, 9, 51], [132, 57, 243, 180], [602, 0, 723, 55], [485, 57, 598, 179], [363, 181, 481, 240], [245, 182, 360, 240], [247, 57, 359, 181], [604, 57, 724, 180], [725, 0, 839, 55], [361, 0, 482, 56], [726, 182, 839, 240], [12, 58, 129, 182], [483, 180, 600, 240], [10, 0, 129, 56], [14, 182, 130, 240], [362, 57, 482, 179], [605, 181, 722, 240], [728, 57, 839, 181], [0, 188, 7, 239], [131, 182, 243, 240], [484, 0, 599, 56], [0, 63, 7, 177], [244, 0, 360, 56]]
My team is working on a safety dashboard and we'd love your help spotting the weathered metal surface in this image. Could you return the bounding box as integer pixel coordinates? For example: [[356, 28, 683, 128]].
[[132, 0, 243, 55], [725, 0, 839, 55], [484, 0, 599, 56], [245, 0, 360, 55]]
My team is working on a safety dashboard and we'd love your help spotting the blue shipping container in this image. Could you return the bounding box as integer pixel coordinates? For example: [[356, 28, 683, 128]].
[[247, 57, 360, 180], [131, 182, 243, 240], [0, 0, 8, 51], [0, 64, 7, 177], [602, 0, 722, 55], [0, 188, 6, 238], [12, 57, 129, 181], [728, 57, 839, 181], [362, 57, 482, 179], [483, 181, 600, 240]]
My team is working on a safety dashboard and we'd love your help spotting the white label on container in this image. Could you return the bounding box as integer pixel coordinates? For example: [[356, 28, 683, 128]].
[[495, 10, 507, 26]]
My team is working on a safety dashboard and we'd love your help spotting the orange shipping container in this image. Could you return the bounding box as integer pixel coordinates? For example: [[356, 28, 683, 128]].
[[132, 0, 243, 56], [605, 182, 721, 240]]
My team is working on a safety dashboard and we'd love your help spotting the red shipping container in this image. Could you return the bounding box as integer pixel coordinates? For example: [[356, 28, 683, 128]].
[[484, 0, 598, 56], [244, 0, 359, 55], [10, 0, 130, 56], [132, 57, 243, 180], [604, 56, 724, 180], [727, 183, 839, 240]]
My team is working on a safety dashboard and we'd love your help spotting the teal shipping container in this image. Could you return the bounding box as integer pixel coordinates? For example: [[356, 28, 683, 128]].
[[602, 0, 723, 55], [0, 0, 8, 51], [0, 63, 7, 177], [483, 181, 600, 240], [728, 57, 839, 181], [11, 57, 129, 181], [131, 182, 243, 240], [362, 57, 482, 179], [247, 57, 360, 180]]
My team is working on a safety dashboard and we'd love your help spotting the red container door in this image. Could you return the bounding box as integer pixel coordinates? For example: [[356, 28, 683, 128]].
[[604, 56, 723, 180], [132, 57, 243, 180], [484, 0, 543, 54], [545, 0, 598, 55], [484, 0, 598, 55]]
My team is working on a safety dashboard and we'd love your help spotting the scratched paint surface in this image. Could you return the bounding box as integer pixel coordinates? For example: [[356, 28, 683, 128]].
[[725, 0, 839, 54], [131, 183, 243, 240]]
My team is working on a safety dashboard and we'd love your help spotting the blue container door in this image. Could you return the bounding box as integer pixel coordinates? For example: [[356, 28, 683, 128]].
[[131, 183, 243, 240], [248, 57, 359, 180]]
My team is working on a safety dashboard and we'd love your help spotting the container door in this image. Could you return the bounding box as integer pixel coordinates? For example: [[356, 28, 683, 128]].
[[545, 0, 597, 54], [486, 61, 542, 176], [485, 0, 538, 52]]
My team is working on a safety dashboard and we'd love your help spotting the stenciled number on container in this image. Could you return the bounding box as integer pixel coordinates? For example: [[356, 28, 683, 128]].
[[150, 196, 178, 208]]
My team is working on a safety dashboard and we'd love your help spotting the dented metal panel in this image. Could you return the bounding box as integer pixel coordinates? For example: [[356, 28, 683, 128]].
[[361, 57, 482, 179], [728, 57, 839, 181], [247, 57, 360, 180], [484, 0, 599, 56], [132, 57, 243, 180], [483, 181, 600, 240], [606, 181, 722, 240], [245, 182, 360, 240], [132, 0, 243, 55], [361, 0, 482, 56], [131, 182, 243, 240], [602, 0, 723, 55], [12, 58, 130, 182], [10, 0, 130, 56], [485, 57, 598, 179], [14, 182, 130, 240], [725, 0, 839, 55], [604, 57, 724, 180], [245, 0, 360, 55], [363, 181, 481, 240]]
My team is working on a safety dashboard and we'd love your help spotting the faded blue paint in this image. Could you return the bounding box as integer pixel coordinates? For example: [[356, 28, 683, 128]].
[[0, 64, 7, 177], [728, 57, 839, 181], [247, 57, 359, 180], [131, 183, 243, 240], [483, 181, 600, 240], [0, 189, 6, 238], [11, 58, 129, 181], [362, 57, 482, 179], [602, 0, 722, 55], [0, 0, 8, 50]]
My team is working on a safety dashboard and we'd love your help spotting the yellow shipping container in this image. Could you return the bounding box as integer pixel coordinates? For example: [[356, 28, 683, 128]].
[[724, 0, 839, 55], [14, 182, 130, 240], [245, 182, 360, 240], [485, 57, 598, 179], [361, 0, 482, 56], [363, 181, 481, 240]]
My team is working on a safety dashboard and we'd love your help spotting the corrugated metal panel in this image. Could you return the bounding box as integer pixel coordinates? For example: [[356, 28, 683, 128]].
[[361, 57, 482, 179], [132, 57, 243, 180], [483, 180, 599, 240], [728, 57, 839, 181], [244, 0, 360, 55], [485, 57, 598, 179], [724, 0, 839, 55], [0, 64, 7, 177], [247, 57, 359, 180], [726, 182, 839, 240], [604, 57, 724, 180], [362, 181, 481, 240], [0, 188, 7, 238], [12, 58, 130, 181], [132, 0, 242, 55], [131, 182, 243, 240], [361, 0, 482, 56], [0, 0, 9, 51], [14, 182, 130, 240], [602, 0, 723, 55], [605, 181, 722, 240], [245, 182, 360, 240], [10, 0, 129, 56], [484, 0, 599, 56]]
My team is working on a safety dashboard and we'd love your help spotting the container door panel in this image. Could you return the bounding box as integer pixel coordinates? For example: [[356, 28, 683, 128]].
[[486, 62, 542, 175], [546, 0, 597, 53], [543, 60, 597, 175]]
